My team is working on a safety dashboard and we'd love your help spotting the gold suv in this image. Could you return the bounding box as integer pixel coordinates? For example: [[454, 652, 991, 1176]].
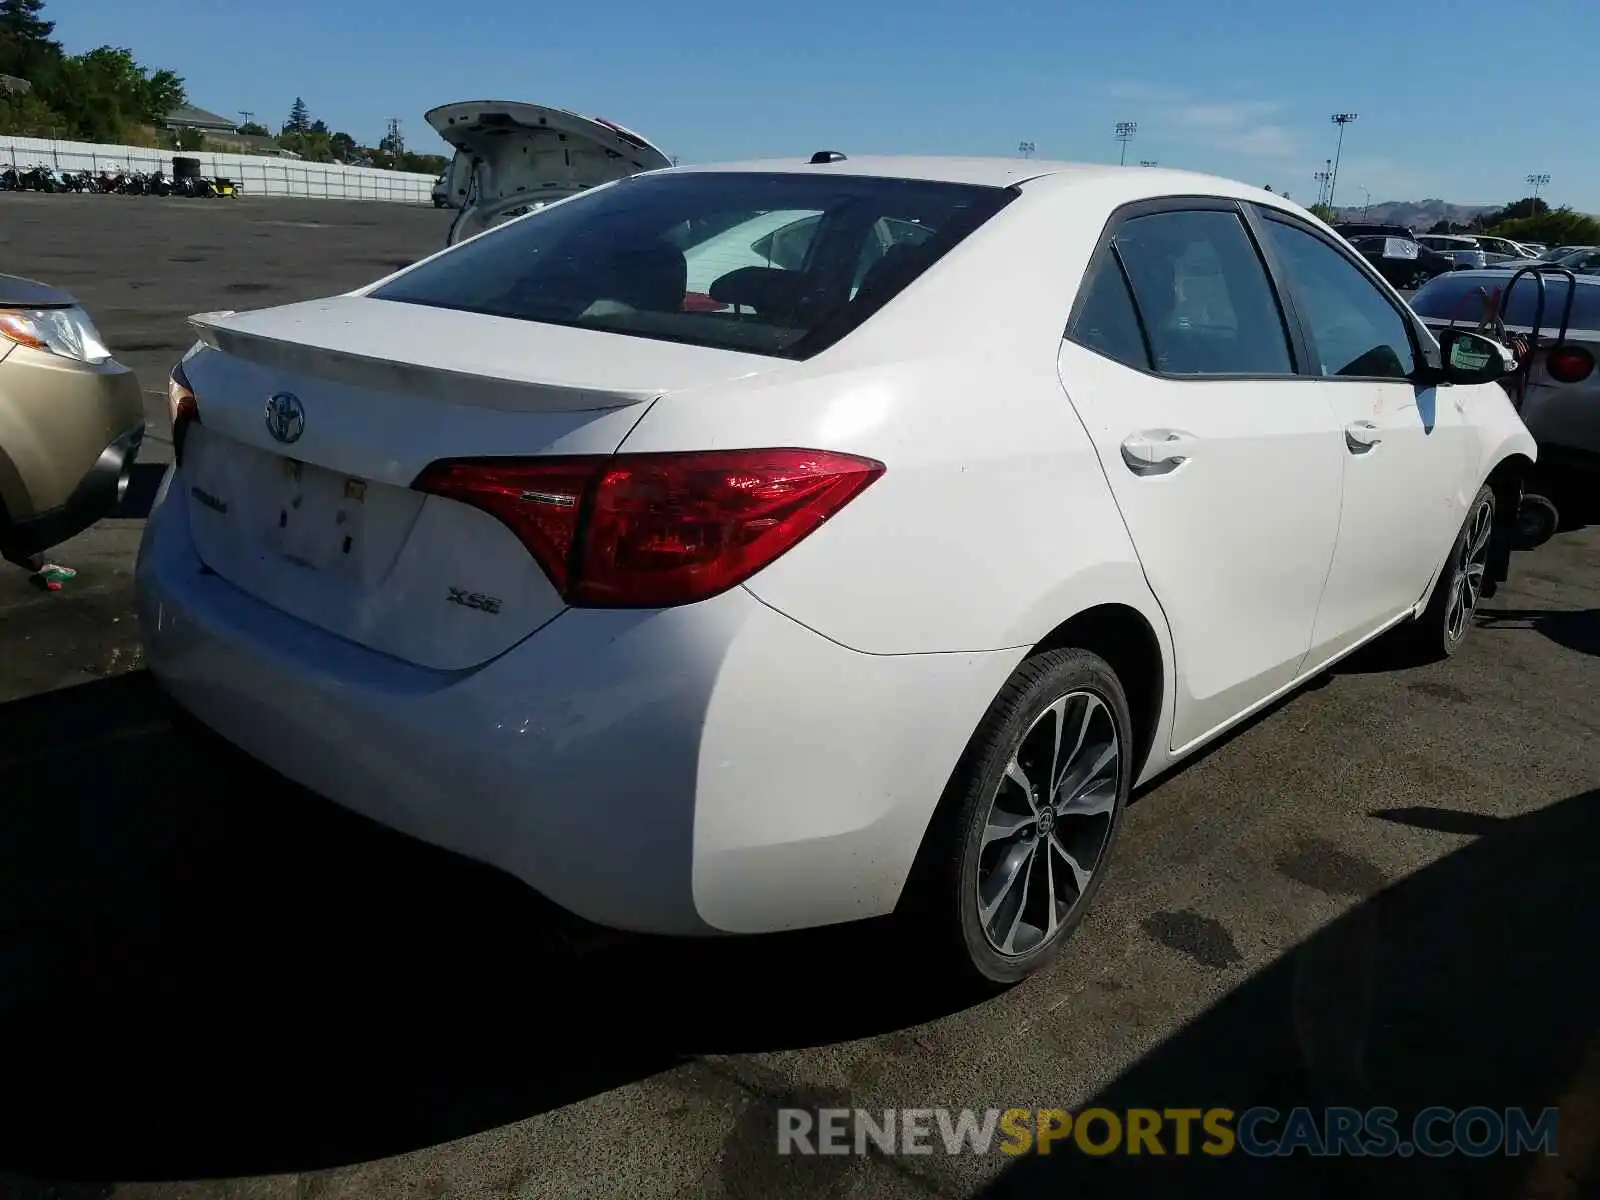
[[0, 273, 145, 568]]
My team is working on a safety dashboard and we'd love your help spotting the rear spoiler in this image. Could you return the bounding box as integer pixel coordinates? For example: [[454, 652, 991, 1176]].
[[187, 307, 660, 414]]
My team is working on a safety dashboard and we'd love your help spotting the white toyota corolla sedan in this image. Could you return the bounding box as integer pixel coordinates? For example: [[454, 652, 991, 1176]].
[[136, 155, 1535, 985]]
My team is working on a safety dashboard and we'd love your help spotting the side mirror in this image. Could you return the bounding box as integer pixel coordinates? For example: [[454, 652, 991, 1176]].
[[1434, 327, 1517, 386]]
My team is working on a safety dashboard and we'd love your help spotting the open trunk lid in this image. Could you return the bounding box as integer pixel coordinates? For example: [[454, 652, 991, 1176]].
[[178, 297, 776, 671], [427, 100, 672, 244]]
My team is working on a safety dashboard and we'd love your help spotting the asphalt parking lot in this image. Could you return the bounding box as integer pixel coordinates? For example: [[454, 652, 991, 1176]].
[[0, 193, 1596, 1200]]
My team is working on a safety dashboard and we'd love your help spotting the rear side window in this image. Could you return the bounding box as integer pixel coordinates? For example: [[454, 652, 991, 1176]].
[[1410, 273, 1600, 330], [1067, 254, 1151, 370], [372, 171, 1014, 360], [1112, 210, 1294, 375]]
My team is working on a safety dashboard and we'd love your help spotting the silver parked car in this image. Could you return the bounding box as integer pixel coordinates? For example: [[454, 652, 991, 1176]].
[[1410, 268, 1600, 541], [1415, 235, 1493, 270]]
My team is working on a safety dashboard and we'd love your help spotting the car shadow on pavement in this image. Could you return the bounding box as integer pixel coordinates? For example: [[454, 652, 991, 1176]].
[[1328, 599, 1599, 677], [1476, 607, 1599, 659], [976, 791, 1600, 1200], [0, 672, 984, 1183]]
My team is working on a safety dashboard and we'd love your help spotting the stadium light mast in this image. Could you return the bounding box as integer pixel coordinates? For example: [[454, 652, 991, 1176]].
[[1018, 140, 1035, 159], [1525, 172, 1550, 202], [1114, 121, 1137, 167], [1139, 159, 1158, 167], [1328, 113, 1358, 211]]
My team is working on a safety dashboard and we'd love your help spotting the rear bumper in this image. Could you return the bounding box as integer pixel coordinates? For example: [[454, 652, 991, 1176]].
[[135, 468, 1022, 935], [0, 421, 144, 562], [1519, 385, 1599, 467]]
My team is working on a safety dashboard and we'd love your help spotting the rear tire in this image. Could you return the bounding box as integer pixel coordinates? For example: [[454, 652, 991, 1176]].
[[904, 648, 1132, 988], [1396, 483, 1495, 662]]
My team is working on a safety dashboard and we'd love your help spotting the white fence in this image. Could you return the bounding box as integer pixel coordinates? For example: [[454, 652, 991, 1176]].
[[0, 135, 438, 204]]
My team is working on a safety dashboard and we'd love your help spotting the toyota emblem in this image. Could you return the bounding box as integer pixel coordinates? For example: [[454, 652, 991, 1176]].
[[265, 392, 305, 444]]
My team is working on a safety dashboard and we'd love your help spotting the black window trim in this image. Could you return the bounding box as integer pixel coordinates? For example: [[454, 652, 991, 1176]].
[[1064, 194, 1308, 382], [1246, 203, 1441, 382], [1066, 242, 1157, 372]]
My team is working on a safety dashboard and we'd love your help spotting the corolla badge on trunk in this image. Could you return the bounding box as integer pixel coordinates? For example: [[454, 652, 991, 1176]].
[[265, 392, 305, 444]]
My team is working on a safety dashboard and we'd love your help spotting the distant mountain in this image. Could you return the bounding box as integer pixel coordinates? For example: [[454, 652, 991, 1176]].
[[1329, 198, 1500, 230]]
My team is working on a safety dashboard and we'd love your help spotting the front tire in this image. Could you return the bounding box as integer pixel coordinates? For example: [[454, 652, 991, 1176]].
[[1403, 483, 1496, 661], [908, 649, 1133, 988]]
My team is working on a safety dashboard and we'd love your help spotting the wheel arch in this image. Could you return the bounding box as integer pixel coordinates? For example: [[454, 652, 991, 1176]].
[[1485, 449, 1537, 585], [1486, 449, 1535, 494], [1027, 602, 1166, 783], [894, 595, 1171, 949], [0, 442, 27, 525]]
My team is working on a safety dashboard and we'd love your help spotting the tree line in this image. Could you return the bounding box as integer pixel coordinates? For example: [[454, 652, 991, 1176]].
[[1425, 197, 1600, 248], [0, 0, 183, 142], [1296, 193, 1600, 246], [0, 0, 445, 174], [255, 96, 445, 175]]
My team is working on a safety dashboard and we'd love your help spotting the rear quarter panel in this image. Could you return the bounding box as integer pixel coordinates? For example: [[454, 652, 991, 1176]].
[[615, 179, 1172, 660]]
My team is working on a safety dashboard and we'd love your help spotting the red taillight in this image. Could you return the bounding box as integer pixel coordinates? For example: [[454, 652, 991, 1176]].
[[169, 362, 200, 465], [413, 448, 884, 608], [1546, 346, 1594, 384]]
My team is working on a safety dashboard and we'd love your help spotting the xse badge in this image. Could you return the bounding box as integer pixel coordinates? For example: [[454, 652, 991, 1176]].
[[447, 587, 502, 615]]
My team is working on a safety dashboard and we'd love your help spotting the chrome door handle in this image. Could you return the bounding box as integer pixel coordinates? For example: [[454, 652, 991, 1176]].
[[1120, 430, 1195, 477], [1345, 421, 1381, 453]]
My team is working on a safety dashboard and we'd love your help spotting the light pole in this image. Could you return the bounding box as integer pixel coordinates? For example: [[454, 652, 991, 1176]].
[[1139, 159, 1158, 168], [1114, 121, 1137, 167], [1525, 172, 1550, 202], [1359, 186, 1372, 216], [1328, 113, 1357, 212], [1018, 141, 1035, 159], [1314, 166, 1332, 206]]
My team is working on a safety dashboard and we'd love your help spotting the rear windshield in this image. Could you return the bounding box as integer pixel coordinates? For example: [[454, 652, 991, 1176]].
[[373, 171, 1015, 359], [1410, 272, 1600, 330]]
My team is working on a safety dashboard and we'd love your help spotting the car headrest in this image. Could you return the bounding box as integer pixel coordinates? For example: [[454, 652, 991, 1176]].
[[602, 242, 688, 313], [853, 242, 934, 308], [709, 266, 807, 314]]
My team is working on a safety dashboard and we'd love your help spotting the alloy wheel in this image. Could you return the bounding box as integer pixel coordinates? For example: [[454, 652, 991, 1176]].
[[1446, 493, 1494, 644], [975, 691, 1120, 957]]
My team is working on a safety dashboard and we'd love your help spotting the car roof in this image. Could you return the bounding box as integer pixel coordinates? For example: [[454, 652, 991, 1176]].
[[664, 154, 1283, 200], [1442, 268, 1600, 282]]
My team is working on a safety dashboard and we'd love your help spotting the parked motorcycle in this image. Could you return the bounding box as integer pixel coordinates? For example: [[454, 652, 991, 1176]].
[[19, 165, 59, 192]]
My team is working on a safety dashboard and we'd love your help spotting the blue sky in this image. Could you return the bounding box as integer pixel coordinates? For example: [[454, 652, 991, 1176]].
[[55, 0, 1600, 211]]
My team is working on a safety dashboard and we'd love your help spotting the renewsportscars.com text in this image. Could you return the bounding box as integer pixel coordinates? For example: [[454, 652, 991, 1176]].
[[777, 1106, 1560, 1159]]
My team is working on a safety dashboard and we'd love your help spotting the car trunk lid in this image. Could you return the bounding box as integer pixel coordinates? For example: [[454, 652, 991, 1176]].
[[178, 297, 778, 670], [426, 99, 672, 243]]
